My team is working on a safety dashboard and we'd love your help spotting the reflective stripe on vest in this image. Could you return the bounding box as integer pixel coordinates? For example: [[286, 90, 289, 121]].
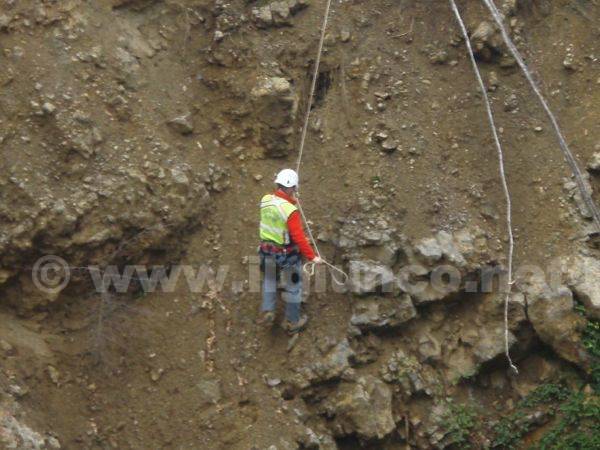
[[259, 194, 298, 245]]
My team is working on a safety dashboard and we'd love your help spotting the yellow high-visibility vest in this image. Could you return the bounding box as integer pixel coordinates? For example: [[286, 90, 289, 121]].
[[259, 194, 298, 245]]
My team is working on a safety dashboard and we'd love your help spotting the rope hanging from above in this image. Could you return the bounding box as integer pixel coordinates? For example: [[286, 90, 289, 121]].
[[449, 0, 518, 374], [481, 0, 600, 232], [291, 0, 349, 285]]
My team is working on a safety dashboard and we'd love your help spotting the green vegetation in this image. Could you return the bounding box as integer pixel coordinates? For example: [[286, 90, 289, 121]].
[[440, 401, 479, 449], [493, 311, 600, 449], [537, 392, 600, 449], [492, 383, 570, 449], [492, 411, 529, 449], [520, 383, 570, 408], [581, 316, 600, 393]]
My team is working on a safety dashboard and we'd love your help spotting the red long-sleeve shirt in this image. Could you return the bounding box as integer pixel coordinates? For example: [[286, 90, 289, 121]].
[[274, 189, 316, 261]]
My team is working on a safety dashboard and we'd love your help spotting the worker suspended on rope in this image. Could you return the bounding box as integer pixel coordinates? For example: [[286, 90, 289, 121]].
[[259, 169, 323, 334]]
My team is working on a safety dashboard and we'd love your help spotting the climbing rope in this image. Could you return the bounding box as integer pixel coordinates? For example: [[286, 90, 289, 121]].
[[450, 0, 518, 374], [294, 0, 333, 178], [292, 0, 348, 285], [482, 0, 600, 232], [297, 199, 348, 285]]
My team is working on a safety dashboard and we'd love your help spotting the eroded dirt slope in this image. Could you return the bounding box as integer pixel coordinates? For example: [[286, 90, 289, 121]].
[[1, 0, 600, 449]]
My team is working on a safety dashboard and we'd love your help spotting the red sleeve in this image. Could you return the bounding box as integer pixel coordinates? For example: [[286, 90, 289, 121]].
[[287, 211, 316, 261]]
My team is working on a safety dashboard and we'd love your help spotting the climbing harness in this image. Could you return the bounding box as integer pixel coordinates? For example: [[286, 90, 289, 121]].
[[450, 0, 518, 374], [482, 0, 600, 232], [292, 0, 348, 286]]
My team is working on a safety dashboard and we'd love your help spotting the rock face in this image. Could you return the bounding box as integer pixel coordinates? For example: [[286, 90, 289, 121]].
[[380, 349, 439, 397], [563, 255, 600, 319], [0, 398, 58, 449], [167, 114, 194, 135], [401, 228, 490, 304], [526, 285, 588, 367], [563, 174, 594, 219], [111, 0, 160, 10], [350, 295, 416, 329], [336, 215, 494, 304], [330, 376, 395, 440], [588, 152, 600, 172], [1, 160, 218, 313], [0, 1, 597, 449], [251, 77, 298, 158], [469, 20, 516, 67], [335, 213, 399, 264], [469, 325, 517, 365], [0, 1, 236, 314], [414, 229, 479, 269], [251, 0, 309, 28], [349, 260, 396, 295], [446, 324, 517, 381], [293, 339, 355, 388]]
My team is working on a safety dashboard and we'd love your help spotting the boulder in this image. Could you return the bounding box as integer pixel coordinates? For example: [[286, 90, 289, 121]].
[[563, 175, 594, 219], [492, 292, 528, 328], [417, 332, 442, 362], [564, 255, 600, 319], [470, 325, 516, 364], [288, 0, 310, 14], [196, 379, 222, 406], [470, 20, 514, 66], [380, 349, 438, 396], [445, 325, 516, 381], [271, 1, 291, 26], [332, 376, 395, 440], [0, 398, 58, 449], [0, 15, 10, 31], [527, 285, 588, 367], [251, 0, 309, 28], [117, 18, 155, 58], [398, 267, 460, 304], [436, 230, 469, 267], [446, 345, 478, 380], [373, 242, 399, 267], [400, 227, 488, 304], [113, 47, 141, 89], [349, 260, 396, 295], [252, 6, 273, 28], [350, 295, 416, 330], [415, 237, 442, 264], [413, 229, 477, 269], [167, 114, 194, 135], [296, 427, 337, 450], [251, 77, 298, 158], [588, 152, 600, 172], [293, 339, 355, 388], [335, 215, 401, 268]]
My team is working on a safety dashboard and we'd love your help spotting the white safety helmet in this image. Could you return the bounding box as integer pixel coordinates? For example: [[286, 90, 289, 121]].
[[275, 169, 299, 188]]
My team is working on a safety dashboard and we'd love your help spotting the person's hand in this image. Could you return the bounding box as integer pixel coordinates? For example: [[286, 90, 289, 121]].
[[312, 256, 324, 264]]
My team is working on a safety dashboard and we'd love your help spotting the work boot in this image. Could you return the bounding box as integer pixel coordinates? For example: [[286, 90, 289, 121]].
[[283, 314, 308, 335], [260, 311, 275, 327]]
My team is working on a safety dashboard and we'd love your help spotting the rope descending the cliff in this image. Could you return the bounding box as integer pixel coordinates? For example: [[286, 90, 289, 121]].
[[292, 0, 348, 286], [450, 0, 518, 374], [481, 0, 600, 233], [294, 0, 332, 179]]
